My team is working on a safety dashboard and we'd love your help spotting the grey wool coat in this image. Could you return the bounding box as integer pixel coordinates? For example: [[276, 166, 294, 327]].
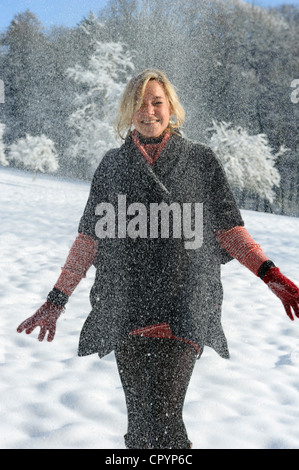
[[77, 132, 244, 359]]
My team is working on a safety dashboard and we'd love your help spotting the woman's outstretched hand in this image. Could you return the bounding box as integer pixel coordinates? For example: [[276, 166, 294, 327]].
[[17, 301, 64, 342], [263, 267, 299, 321]]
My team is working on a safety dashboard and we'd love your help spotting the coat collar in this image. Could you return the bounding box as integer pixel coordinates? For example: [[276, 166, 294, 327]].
[[122, 131, 184, 182]]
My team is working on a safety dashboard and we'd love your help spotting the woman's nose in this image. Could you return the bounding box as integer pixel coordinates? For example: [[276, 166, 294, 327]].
[[143, 103, 155, 115]]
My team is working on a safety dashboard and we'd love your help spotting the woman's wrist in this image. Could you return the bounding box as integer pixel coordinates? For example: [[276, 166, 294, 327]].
[[47, 287, 69, 307], [257, 260, 276, 279]]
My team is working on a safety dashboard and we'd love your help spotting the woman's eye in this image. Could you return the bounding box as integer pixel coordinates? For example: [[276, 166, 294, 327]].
[[140, 101, 163, 108]]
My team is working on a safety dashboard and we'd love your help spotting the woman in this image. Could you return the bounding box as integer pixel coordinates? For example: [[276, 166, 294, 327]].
[[17, 69, 299, 449]]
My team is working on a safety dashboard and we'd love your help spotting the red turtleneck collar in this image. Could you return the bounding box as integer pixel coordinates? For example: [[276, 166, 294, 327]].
[[132, 129, 171, 166]]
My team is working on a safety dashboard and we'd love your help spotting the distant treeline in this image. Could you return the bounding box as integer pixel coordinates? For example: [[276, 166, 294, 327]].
[[0, 0, 298, 215]]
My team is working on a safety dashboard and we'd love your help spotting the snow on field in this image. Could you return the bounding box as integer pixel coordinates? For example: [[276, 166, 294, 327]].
[[1, 166, 299, 449]]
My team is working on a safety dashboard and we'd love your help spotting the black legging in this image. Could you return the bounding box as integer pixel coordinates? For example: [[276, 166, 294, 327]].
[[115, 335, 197, 449]]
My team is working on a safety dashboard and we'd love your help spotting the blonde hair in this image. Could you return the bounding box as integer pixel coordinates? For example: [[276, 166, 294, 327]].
[[115, 68, 185, 139]]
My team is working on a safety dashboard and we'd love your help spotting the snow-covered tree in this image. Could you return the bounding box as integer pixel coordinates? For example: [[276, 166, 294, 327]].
[[208, 121, 288, 203], [0, 123, 9, 166], [66, 39, 135, 178], [1, 11, 48, 142], [9, 134, 59, 179]]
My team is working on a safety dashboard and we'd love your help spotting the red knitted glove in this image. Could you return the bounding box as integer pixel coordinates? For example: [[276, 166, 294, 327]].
[[263, 267, 299, 321], [17, 301, 64, 342]]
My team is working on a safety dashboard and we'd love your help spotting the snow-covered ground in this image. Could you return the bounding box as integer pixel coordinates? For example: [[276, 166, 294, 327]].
[[1, 166, 299, 449]]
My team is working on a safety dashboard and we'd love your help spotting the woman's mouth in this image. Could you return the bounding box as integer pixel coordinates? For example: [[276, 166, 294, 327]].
[[141, 120, 160, 124]]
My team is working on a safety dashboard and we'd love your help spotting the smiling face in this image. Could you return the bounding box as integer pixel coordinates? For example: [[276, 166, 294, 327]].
[[132, 80, 172, 138]]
